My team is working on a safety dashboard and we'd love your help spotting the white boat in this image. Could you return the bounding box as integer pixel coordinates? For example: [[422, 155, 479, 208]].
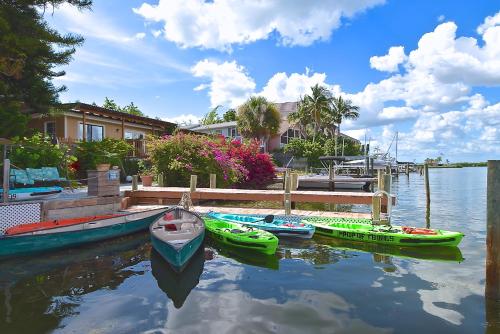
[[298, 174, 369, 190]]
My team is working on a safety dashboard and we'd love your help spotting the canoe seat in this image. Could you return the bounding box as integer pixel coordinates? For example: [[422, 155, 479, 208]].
[[158, 218, 197, 226]]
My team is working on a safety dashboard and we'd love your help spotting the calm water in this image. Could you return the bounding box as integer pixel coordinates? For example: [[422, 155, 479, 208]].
[[0, 167, 492, 333]]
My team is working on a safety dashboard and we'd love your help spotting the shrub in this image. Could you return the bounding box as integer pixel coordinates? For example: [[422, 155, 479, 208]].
[[284, 138, 324, 166], [9, 133, 76, 176], [147, 133, 276, 189], [228, 139, 276, 189], [75, 138, 132, 176]]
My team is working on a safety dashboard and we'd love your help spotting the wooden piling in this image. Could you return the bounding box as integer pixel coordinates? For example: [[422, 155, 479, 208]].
[[370, 157, 374, 177], [158, 172, 164, 187], [381, 174, 391, 214], [132, 175, 138, 191], [406, 163, 410, 176], [209, 173, 216, 189], [486, 160, 500, 302], [377, 169, 383, 191], [190, 175, 197, 192], [284, 172, 291, 215], [290, 172, 298, 209], [3, 159, 10, 203], [424, 163, 430, 206], [328, 164, 335, 191]]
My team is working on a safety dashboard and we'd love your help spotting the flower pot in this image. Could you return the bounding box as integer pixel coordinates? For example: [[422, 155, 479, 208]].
[[141, 175, 153, 187], [96, 164, 111, 171]]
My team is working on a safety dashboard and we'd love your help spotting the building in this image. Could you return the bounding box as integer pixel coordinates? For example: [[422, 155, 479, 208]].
[[27, 103, 177, 157], [190, 102, 359, 152]]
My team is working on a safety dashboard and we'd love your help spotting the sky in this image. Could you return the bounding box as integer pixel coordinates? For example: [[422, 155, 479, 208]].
[[46, 0, 500, 162]]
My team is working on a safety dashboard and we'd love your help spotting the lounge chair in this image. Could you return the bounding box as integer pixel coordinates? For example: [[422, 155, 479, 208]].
[[9, 169, 35, 186], [41, 167, 67, 182]]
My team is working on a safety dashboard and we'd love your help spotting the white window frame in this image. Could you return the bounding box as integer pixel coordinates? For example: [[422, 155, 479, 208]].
[[124, 130, 145, 140], [78, 122, 105, 141], [44, 121, 56, 138]]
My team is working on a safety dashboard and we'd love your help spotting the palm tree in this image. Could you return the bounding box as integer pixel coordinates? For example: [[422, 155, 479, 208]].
[[300, 84, 333, 142], [237, 96, 280, 152], [331, 96, 360, 155], [287, 98, 312, 139]]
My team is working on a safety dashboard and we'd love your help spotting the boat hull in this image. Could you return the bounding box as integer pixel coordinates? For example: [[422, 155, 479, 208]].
[[0, 208, 166, 257], [204, 219, 278, 255], [207, 212, 315, 239], [151, 230, 205, 272], [307, 220, 464, 247]]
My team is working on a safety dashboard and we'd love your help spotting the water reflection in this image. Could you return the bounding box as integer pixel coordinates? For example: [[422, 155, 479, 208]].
[[206, 239, 280, 270], [0, 233, 151, 334], [150, 247, 206, 309]]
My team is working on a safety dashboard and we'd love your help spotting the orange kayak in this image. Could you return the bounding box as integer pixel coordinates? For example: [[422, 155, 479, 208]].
[[5, 214, 125, 236]]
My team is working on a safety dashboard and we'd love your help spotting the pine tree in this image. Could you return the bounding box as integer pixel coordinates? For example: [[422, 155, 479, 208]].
[[0, 1, 92, 119]]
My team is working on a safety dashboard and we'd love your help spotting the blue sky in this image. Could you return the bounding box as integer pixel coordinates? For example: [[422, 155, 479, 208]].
[[47, 0, 500, 162]]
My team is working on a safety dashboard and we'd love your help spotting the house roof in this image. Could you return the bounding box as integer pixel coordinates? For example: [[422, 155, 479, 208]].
[[62, 103, 177, 129], [190, 121, 237, 131]]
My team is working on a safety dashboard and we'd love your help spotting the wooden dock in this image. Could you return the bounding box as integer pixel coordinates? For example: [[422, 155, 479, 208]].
[[126, 205, 372, 219], [124, 187, 396, 206]]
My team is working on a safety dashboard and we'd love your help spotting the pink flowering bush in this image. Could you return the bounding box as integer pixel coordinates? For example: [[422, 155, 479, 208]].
[[147, 133, 275, 189]]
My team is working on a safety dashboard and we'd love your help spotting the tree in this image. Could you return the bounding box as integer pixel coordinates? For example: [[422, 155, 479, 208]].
[[287, 99, 313, 140], [0, 1, 91, 116], [201, 105, 222, 125], [237, 96, 280, 152], [330, 96, 359, 155], [122, 102, 143, 116], [102, 97, 144, 116], [300, 84, 333, 142], [0, 102, 29, 138], [222, 108, 237, 122]]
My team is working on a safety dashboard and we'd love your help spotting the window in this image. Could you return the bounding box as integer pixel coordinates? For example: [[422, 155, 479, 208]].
[[280, 128, 303, 145], [229, 127, 239, 137], [124, 130, 144, 139], [78, 123, 104, 141], [45, 121, 56, 139]]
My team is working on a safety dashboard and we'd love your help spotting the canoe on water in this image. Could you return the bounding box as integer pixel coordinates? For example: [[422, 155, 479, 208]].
[[0, 207, 168, 258], [207, 212, 315, 239], [304, 219, 464, 247], [150, 207, 205, 272], [204, 218, 278, 255]]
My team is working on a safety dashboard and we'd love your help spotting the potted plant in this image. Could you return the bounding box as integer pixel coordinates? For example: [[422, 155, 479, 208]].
[[95, 152, 118, 171], [138, 159, 154, 187]]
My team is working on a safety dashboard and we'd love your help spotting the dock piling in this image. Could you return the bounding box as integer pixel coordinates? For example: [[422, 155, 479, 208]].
[[2, 159, 10, 203], [290, 172, 298, 209], [284, 172, 291, 215], [190, 175, 197, 192], [377, 169, 383, 191], [132, 175, 138, 191], [406, 163, 410, 176], [328, 164, 335, 191], [209, 173, 216, 189], [487, 160, 500, 332], [158, 172, 164, 187], [381, 173, 391, 215]]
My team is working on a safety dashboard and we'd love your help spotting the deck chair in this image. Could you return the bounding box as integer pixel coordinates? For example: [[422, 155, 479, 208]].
[[9, 169, 35, 186], [26, 168, 46, 182], [41, 167, 67, 182]]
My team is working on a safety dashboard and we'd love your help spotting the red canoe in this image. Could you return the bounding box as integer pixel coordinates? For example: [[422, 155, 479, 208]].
[[5, 214, 125, 236]]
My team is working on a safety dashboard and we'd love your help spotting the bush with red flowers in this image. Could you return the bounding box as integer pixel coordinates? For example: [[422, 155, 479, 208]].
[[147, 133, 276, 189]]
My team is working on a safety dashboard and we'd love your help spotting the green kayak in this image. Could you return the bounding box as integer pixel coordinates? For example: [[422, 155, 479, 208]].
[[304, 219, 463, 247], [203, 219, 278, 255]]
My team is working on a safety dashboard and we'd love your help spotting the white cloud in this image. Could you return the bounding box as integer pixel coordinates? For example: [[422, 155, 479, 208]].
[[477, 11, 500, 34], [134, 32, 146, 40], [437, 15, 445, 22], [151, 29, 162, 38], [187, 13, 500, 160], [370, 46, 407, 72], [378, 106, 418, 120], [191, 59, 256, 107], [133, 0, 386, 51], [260, 70, 341, 103], [163, 114, 201, 125]]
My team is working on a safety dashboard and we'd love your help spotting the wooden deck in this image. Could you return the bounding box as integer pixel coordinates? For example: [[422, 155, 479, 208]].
[[125, 187, 396, 206], [125, 205, 372, 219]]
